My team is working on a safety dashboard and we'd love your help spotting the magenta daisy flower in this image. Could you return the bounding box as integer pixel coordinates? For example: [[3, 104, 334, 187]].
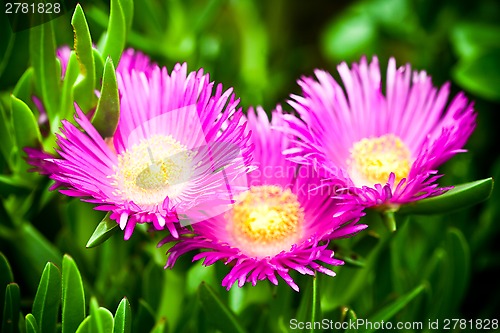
[[283, 56, 476, 208], [27, 53, 252, 239], [160, 106, 366, 291]]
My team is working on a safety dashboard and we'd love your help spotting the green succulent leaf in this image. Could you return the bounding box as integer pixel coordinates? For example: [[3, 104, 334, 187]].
[[102, 0, 127, 65], [92, 58, 120, 138], [453, 49, 500, 101], [443, 228, 470, 309], [451, 22, 500, 59], [62, 255, 86, 333], [120, 0, 134, 33], [25, 314, 39, 333], [1, 283, 20, 333], [59, 51, 81, 121], [32, 262, 61, 333], [0, 253, 14, 314], [11, 95, 42, 174], [11, 95, 42, 150], [198, 282, 246, 333], [29, 19, 60, 123], [90, 298, 114, 333], [93, 49, 105, 86], [425, 228, 471, 318], [113, 298, 131, 333], [346, 284, 426, 333], [86, 212, 119, 248], [398, 178, 493, 215], [75, 316, 91, 333], [321, 8, 377, 62], [10, 224, 62, 289], [0, 104, 14, 168], [12, 68, 35, 106], [71, 4, 97, 112]]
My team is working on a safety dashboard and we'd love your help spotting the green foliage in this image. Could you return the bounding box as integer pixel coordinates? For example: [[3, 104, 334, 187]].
[[29, 19, 60, 126], [32, 263, 61, 333], [398, 177, 493, 215], [113, 298, 132, 333], [198, 282, 247, 333], [101, 0, 129, 66], [71, 4, 97, 113], [86, 212, 119, 248], [62, 255, 86, 333], [2, 283, 20, 333], [0, 0, 499, 332], [92, 58, 120, 138]]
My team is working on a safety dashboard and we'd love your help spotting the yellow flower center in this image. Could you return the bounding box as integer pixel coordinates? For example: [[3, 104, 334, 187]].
[[227, 185, 304, 257], [111, 134, 193, 206], [348, 134, 411, 187]]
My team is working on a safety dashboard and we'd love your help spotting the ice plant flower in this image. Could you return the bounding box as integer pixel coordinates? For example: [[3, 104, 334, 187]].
[[283, 56, 476, 208], [27, 52, 252, 239], [161, 107, 366, 291]]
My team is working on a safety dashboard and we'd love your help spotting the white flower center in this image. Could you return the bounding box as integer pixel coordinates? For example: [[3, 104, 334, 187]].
[[112, 134, 193, 206]]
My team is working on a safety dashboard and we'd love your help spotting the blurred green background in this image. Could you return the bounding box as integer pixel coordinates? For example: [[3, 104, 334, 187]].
[[0, 0, 499, 332]]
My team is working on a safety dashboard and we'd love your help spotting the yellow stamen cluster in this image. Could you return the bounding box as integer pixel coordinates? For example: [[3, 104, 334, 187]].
[[348, 134, 411, 187], [111, 134, 193, 206], [227, 185, 304, 257]]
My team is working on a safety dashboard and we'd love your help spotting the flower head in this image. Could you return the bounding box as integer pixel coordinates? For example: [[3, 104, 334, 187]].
[[27, 50, 252, 239], [161, 106, 366, 291], [283, 56, 476, 208]]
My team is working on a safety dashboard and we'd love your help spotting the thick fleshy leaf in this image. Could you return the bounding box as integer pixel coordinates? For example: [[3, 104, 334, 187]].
[[86, 212, 119, 248], [29, 19, 60, 122], [92, 58, 120, 138], [0, 253, 14, 313], [398, 178, 493, 215], [113, 298, 131, 333], [321, 8, 377, 62], [10, 224, 62, 288], [32, 262, 61, 333], [198, 282, 246, 333], [0, 104, 14, 168], [296, 277, 321, 333], [345, 284, 426, 333], [12, 68, 35, 108], [59, 51, 80, 121], [120, 0, 134, 33], [453, 49, 500, 101], [11, 95, 42, 151], [1, 283, 20, 333], [90, 298, 114, 333], [75, 317, 91, 333], [71, 4, 97, 113], [451, 22, 500, 59], [425, 228, 470, 318], [93, 49, 105, 86], [62, 255, 86, 333], [25, 314, 39, 333], [102, 0, 126, 65]]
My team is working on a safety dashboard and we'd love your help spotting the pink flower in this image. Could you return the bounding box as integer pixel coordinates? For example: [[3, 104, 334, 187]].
[[27, 50, 252, 240], [283, 56, 476, 208], [161, 107, 366, 291]]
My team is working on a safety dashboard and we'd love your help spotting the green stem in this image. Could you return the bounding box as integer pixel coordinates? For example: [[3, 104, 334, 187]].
[[381, 210, 397, 232]]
